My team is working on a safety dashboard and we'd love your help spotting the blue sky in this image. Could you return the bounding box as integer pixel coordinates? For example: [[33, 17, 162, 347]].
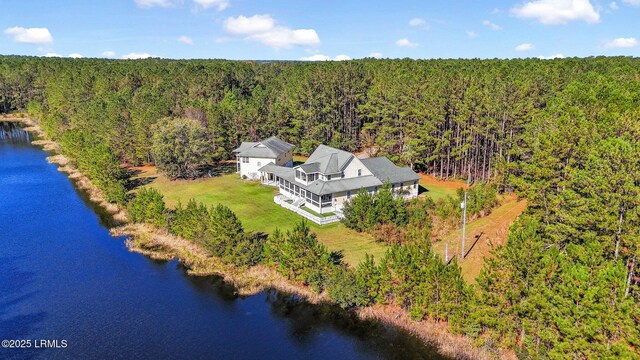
[[1, 0, 639, 60]]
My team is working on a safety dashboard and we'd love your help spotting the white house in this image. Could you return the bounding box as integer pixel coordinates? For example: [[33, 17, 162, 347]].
[[258, 144, 420, 219], [232, 136, 295, 180]]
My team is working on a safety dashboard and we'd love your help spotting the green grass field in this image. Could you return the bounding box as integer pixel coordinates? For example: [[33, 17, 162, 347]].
[[135, 166, 473, 268], [138, 168, 385, 266]]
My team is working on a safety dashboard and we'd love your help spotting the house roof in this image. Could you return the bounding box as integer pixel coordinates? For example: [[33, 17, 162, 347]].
[[262, 162, 383, 196], [361, 157, 421, 184], [300, 144, 353, 174], [232, 136, 295, 158], [307, 175, 382, 196], [259, 163, 295, 178], [259, 145, 421, 196]]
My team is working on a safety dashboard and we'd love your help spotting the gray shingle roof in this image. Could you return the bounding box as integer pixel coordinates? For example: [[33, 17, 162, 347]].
[[262, 163, 383, 196], [259, 145, 421, 196], [301, 144, 353, 174], [232, 136, 295, 158], [361, 157, 421, 184], [258, 163, 295, 178]]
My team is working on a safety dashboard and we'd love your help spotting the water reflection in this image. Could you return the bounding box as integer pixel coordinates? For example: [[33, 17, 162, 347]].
[[0, 121, 31, 145]]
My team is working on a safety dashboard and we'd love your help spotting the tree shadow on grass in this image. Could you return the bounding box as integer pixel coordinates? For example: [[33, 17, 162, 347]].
[[197, 162, 236, 178], [125, 169, 157, 191]]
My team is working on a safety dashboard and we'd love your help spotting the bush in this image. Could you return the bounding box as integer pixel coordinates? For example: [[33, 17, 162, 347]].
[[326, 266, 370, 308], [342, 188, 375, 231], [342, 181, 408, 232], [170, 199, 210, 243], [264, 220, 335, 291], [371, 223, 406, 245], [128, 187, 167, 228]]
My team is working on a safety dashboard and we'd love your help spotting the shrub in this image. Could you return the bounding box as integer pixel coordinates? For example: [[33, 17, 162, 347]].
[[264, 220, 334, 291], [128, 187, 168, 228], [326, 266, 370, 308]]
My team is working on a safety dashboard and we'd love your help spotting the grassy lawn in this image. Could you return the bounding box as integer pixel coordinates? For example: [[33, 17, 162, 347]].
[[301, 206, 335, 217], [135, 167, 385, 267], [430, 195, 527, 283], [418, 174, 467, 201], [133, 165, 479, 268]]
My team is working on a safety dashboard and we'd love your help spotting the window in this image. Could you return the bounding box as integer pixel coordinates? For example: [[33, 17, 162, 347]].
[[327, 174, 332, 180], [357, 169, 362, 176], [347, 191, 351, 199], [414, 181, 418, 189], [242, 157, 249, 163], [257, 161, 261, 167], [341, 171, 345, 178]]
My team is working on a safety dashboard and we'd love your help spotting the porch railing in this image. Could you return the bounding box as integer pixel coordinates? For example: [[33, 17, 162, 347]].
[[274, 195, 342, 225]]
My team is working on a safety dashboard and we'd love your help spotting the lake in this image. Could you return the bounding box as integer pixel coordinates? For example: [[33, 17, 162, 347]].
[[0, 121, 446, 360]]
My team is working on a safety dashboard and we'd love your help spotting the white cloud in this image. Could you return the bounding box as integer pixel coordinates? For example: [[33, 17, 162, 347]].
[[511, 0, 600, 25], [610, 1, 619, 9], [622, 0, 640, 5], [409, 18, 425, 26], [101, 50, 116, 57], [369, 52, 383, 58], [482, 20, 503, 31], [223, 14, 320, 49], [178, 35, 194, 45], [135, 0, 173, 7], [299, 54, 351, 61], [515, 43, 535, 51], [224, 14, 275, 35], [300, 54, 331, 61], [122, 52, 153, 59], [68, 53, 83, 58], [537, 53, 565, 59], [4, 26, 53, 45], [43, 53, 62, 57], [604, 37, 638, 48], [466, 30, 478, 38], [193, 0, 229, 11], [396, 38, 418, 48], [408, 18, 429, 29]]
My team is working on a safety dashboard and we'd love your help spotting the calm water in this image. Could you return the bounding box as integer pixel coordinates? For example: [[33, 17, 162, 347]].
[[0, 122, 446, 360]]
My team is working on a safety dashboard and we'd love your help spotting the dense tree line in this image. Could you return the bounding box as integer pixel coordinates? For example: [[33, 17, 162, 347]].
[[468, 74, 640, 357], [2, 55, 639, 357], [3, 56, 639, 185]]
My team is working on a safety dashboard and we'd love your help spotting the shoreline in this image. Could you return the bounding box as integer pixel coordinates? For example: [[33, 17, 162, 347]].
[[6, 116, 128, 222], [8, 116, 497, 360], [115, 222, 493, 360]]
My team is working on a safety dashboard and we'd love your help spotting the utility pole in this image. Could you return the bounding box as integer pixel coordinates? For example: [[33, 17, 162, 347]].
[[461, 191, 467, 260], [461, 164, 471, 260], [445, 241, 449, 262]]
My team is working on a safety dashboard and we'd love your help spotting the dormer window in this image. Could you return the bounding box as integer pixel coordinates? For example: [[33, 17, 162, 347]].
[[327, 174, 331, 180], [357, 169, 362, 176]]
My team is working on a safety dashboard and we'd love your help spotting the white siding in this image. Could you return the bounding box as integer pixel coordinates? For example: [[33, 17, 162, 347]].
[[239, 156, 276, 180], [342, 157, 372, 179]]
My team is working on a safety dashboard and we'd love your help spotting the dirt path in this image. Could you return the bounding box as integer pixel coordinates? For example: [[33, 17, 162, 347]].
[[432, 194, 527, 283]]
